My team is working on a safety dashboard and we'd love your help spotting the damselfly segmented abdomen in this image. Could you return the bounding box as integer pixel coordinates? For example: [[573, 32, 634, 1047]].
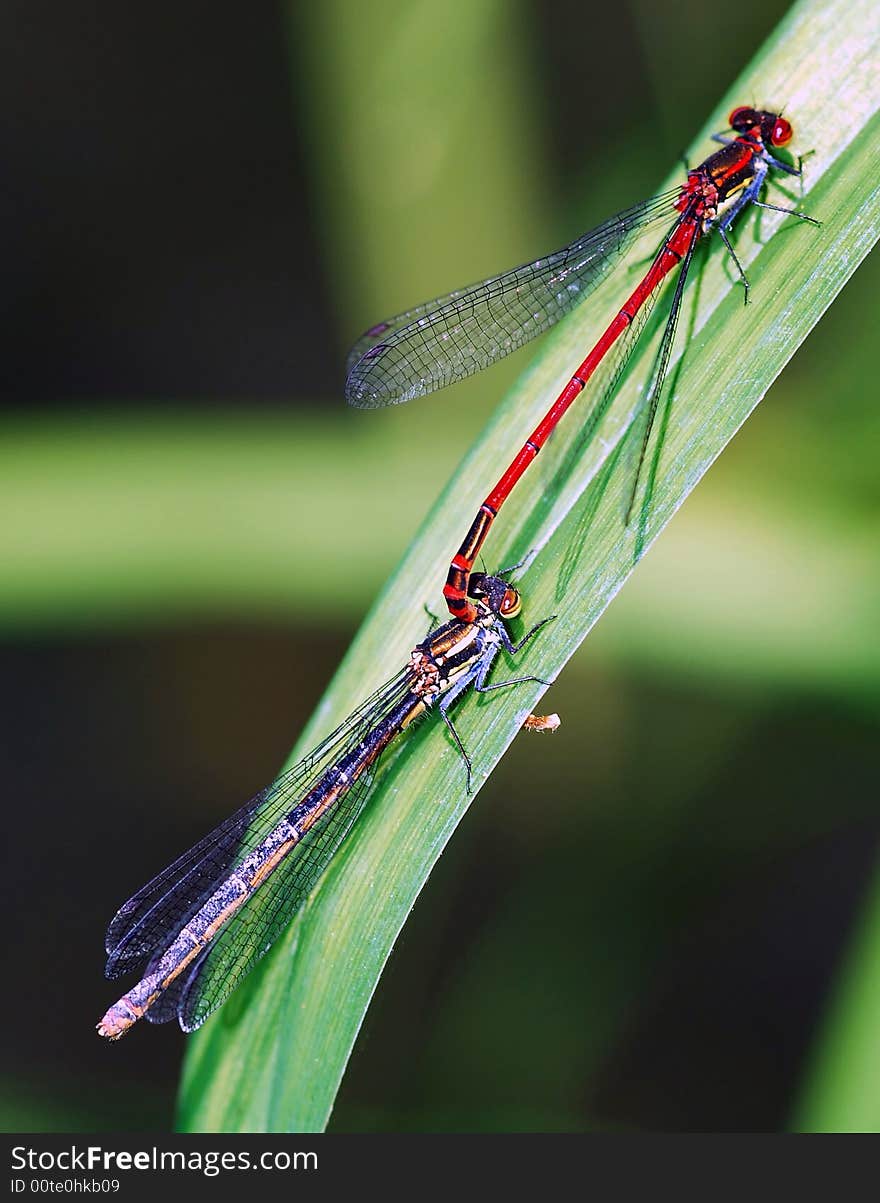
[[344, 107, 814, 621], [98, 574, 553, 1037]]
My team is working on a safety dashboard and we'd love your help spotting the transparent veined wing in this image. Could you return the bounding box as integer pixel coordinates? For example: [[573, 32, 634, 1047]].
[[345, 191, 678, 408], [104, 668, 414, 981], [167, 765, 377, 1031]]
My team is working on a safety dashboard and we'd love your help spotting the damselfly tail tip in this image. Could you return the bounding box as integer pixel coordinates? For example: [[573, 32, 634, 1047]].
[[97, 999, 138, 1040]]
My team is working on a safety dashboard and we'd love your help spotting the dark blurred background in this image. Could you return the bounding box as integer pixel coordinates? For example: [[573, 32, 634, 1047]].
[[1, 0, 877, 1132]]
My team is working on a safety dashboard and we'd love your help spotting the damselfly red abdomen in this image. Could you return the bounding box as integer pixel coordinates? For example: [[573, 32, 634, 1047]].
[[346, 107, 819, 621]]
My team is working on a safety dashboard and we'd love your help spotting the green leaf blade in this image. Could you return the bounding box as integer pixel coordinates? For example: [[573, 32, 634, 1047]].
[[178, 0, 880, 1132]]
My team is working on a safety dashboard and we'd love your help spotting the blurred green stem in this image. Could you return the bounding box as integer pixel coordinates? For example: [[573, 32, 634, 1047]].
[[792, 862, 880, 1131]]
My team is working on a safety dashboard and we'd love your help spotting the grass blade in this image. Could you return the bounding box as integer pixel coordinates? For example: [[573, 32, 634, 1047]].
[[178, 0, 880, 1131]]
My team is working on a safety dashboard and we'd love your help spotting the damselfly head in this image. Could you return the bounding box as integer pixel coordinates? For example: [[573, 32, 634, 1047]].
[[728, 106, 793, 148], [468, 572, 522, 619]]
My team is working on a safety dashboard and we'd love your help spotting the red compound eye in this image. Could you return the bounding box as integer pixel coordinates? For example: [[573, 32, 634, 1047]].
[[772, 116, 793, 146], [500, 587, 521, 619]]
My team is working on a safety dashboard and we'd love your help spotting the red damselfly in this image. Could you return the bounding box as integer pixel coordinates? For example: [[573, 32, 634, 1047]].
[[98, 572, 553, 1038], [346, 107, 819, 622]]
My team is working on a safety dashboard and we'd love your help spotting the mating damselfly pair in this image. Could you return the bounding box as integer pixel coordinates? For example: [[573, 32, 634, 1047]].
[[99, 107, 816, 1037]]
